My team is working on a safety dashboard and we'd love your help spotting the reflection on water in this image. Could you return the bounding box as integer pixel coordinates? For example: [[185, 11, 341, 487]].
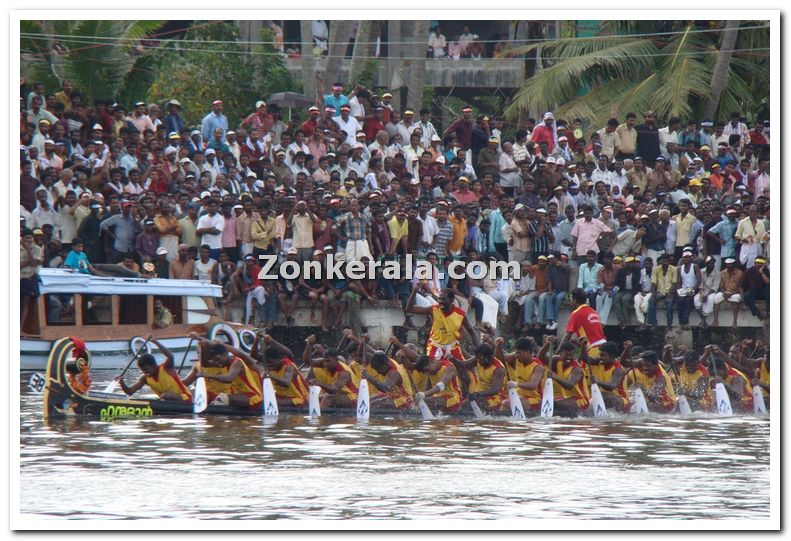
[[19, 375, 770, 520]]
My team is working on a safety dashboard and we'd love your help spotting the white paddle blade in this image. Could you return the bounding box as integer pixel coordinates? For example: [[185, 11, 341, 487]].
[[193, 377, 208, 414], [416, 396, 435, 420], [102, 380, 118, 394], [308, 385, 322, 417], [589, 383, 607, 417], [356, 379, 370, 420], [540, 378, 554, 418], [630, 388, 650, 414], [714, 382, 733, 416], [28, 372, 46, 394], [262, 377, 279, 417], [677, 395, 693, 415], [470, 399, 485, 419], [753, 386, 767, 416], [508, 385, 526, 420]]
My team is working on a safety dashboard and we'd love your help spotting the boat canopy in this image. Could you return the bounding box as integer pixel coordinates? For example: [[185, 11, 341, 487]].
[[38, 268, 222, 298]]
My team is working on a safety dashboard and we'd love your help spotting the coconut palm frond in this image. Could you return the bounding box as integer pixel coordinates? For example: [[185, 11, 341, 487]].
[[504, 39, 658, 120], [611, 73, 663, 118], [650, 55, 711, 119], [506, 35, 643, 60], [717, 68, 757, 119]]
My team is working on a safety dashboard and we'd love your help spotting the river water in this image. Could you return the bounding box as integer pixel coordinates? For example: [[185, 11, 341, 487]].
[[18, 374, 771, 522]]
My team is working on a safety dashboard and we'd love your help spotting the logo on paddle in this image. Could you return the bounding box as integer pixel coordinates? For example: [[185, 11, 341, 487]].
[[541, 403, 552, 417], [357, 401, 369, 416], [265, 403, 278, 416], [28, 373, 45, 394]]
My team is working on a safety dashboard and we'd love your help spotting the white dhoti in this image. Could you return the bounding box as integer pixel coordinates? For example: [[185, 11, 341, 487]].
[[345, 239, 372, 262], [472, 289, 499, 328], [633, 291, 651, 324], [245, 286, 267, 322], [739, 244, 762, 268], [713, 292, 742, 304], [159, 235, 179, 262], [694, 292, 724, 316]]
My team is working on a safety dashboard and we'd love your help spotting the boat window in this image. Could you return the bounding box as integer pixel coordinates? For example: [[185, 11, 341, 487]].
[[157, 296, 182, 325], [44, 294, 76, 326], [185, 296, 211, 324], [119, 295, 149, 325], [82, 295, 113, 325]]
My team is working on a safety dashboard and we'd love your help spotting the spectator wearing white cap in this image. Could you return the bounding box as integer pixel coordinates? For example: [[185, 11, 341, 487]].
[[241, 100, 273, 135], [693, 255, 722, 328], [126, 101, 156, 142], [225, 130, 241, 162], [201, 99, 228, 142], [714, 257, 743, 327], [336, 105, 362, 146]]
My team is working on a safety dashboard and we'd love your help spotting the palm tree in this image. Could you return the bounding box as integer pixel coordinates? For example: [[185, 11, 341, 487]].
[[20, 20, 164, 101], [503, 21, 769, 132]]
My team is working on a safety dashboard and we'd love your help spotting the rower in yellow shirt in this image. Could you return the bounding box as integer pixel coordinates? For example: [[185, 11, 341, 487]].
[[542, 337, 590, 416], [584, 341, 630, 412], [308, 349, 360, 409], [362, 351, 415, 410], [710, 357, 753, 413], [497, 337, 545, 414], [258, 338, 309, 407], [412, 355, 464, 414], [752, 354, 770, 407], [670, 349, 713, 411], [183, 333, 232, 403], [117, 335, 192, 402], [452, 343, 507, 412], [190, 336, 264, 409], [630, 350, 677, 412]]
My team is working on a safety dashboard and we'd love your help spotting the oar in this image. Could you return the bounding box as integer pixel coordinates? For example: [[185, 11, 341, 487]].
[[469, 398, 485, 419], [28, 372, 46, 394], [630, 388, 650, 414], [416, 394, 435, 420], [507, 383, 526, 420], [667, 350, 693, 415], [586, 361, 607, 417], [753, 385, 768, 416], [193, 377, 208, 413], [356, 378, 370, 421], [103, 336, 152, 393], [540, 378, 554, 418], [308, 385, 322, 417], [709, 355, 733, 416], [262, 377, 279, 417], [177, 337, 197, 376]]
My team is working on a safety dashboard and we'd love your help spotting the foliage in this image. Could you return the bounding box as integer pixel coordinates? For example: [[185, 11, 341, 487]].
[[351, 58, 380, 89], [20, 20, 165, 102], [503, 21, 770, 134], [149, 22, 257, 128], [251, 26, 299, 96], [149, 22, 298, 129]]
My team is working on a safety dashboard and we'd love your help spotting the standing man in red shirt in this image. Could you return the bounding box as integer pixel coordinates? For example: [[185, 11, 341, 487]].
[[443, 105, 474, 151], [300, 106, 321, 138], [561, 288, 607, 359], [530, 112, 558, 153], [240, 100, 273, 135]]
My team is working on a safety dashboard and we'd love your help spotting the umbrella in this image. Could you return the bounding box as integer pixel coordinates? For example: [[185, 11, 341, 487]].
[[267, 92, 314, 119]]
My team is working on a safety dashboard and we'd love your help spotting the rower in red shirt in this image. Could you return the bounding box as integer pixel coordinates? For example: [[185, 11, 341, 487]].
[[562, 288, 607, 359]]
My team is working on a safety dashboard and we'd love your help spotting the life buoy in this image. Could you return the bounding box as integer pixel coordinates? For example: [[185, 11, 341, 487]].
[[238, 329, 257, 352], [130, 336, 153, 356], [207, 323, 240, 348]]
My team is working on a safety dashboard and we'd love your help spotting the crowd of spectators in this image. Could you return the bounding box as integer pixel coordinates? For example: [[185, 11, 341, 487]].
[[19, 77, 771, 338]]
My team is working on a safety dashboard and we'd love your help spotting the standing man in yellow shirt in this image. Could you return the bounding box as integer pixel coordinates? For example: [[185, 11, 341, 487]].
[[647, 253, 677, 329], [615, 113, 638, 160], [672, 198, 697, 261], [447, 204, 468, 257], [734, 204, 766, 268], [387, 209, 410, 256]]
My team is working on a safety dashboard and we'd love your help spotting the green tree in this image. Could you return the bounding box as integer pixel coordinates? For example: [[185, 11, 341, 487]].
[[20, 20, 164, 101], [149, 22, 296, 128], [503, 21, 769, 132]]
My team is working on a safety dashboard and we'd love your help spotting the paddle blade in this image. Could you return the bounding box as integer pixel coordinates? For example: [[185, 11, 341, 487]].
[[714, 382, 733, 416], [677, 395, 693, 415], [416, 396, 435, 420], [589, 383, 607, 417], [356, 379, 370, 420], [540, 378, 554, 418], [262, 377, 279, 417], [470, 399, 485, 420], [308, 385, 322, 417], [753, 386, 768, 416], [193, 377, 208, 414], [630, 388, 650, 414], [102, 380, 118, 394], [508, 385, 526, 420], [28, 372, 46, 394]]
